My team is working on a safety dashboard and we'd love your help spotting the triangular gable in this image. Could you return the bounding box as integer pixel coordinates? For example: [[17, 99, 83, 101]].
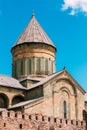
[[43, 69, 86, 94], [28, 69, 86, 94]]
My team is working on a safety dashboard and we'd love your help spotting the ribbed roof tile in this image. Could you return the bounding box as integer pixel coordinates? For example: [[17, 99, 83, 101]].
[[13, 14, 56, 48]]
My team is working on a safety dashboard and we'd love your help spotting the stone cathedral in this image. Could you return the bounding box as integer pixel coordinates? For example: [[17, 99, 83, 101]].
[[0, 14, 87, 121]]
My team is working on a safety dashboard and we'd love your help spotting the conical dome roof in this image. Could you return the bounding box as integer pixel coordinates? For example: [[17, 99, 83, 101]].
[[13, 14, 56, 49]]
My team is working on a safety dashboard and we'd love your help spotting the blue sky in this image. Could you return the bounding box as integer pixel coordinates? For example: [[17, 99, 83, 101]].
[[0, 0, 87, 91]]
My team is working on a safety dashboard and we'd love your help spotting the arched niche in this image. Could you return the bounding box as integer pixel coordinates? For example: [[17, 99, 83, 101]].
[[12, 95, 25, 105], [0, 93, 9, 108], [56, 78, 77, 96]]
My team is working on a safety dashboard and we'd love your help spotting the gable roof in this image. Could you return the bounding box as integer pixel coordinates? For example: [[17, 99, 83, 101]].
[[19, 76, 43, 82], [27, 70, 63, 90], [12, 14, 56, 49], [8, 97, 43, 109], [63, 69, 86, 94], [27, 69, 86, 94], [7, 69, 86, 110], [0, 74, 26, 90]]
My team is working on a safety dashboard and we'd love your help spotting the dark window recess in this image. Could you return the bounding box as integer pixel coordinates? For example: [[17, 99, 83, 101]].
[[76, 121, 78, 126], [4, 123, 6, 127], [22, 114, 24, 118], [81, 121, 83, 126], [8, 112, 10, 117], [48, 117, 50, 122], [71, 120, 73, 124], [0, 112, 2, 116], [15, 113, 17, 118], [29, 115, 31, 119], [83, 110, 87, 121], [54, 118, 56, 123], [64, 101, 67, 119], [36, 116, 38, 120], [42, 116, 44, 121], [66, 120, 67, 124], [19, 124, 22, 129]]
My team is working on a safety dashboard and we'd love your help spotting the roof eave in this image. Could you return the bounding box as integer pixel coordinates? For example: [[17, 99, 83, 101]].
[[11, 42, 57, 53], [0, 84, 27, 90]]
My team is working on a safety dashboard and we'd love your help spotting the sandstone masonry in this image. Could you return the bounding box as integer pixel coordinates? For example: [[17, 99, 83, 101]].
[[0, 110, 86, 130]]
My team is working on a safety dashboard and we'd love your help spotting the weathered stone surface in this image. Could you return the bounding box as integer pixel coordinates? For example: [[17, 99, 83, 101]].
[[0, 110, 86, 130]]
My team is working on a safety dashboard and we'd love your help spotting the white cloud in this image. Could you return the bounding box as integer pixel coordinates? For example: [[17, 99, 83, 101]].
[[62, 0, 87, 15]]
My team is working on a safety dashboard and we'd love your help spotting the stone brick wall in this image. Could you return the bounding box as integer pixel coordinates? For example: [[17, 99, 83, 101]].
[[0, 110, 86, 130], [24, 74, 85, 121], [12, 43, 56, 80], [12, 43, 55, 62]]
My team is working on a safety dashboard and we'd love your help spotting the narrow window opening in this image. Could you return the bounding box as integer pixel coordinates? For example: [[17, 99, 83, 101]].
[[4, 123, 6, 127], [19, 124, 22, 129], [29, 115, 31, 119], [71, 120, 73, 124], [36, 116, 38, 120], [8, 112, 10, 117], [81, 121, 83, 126], [22, 114, 24, 119], [42, 116, 44, 121], [54, 118, 56, 123], [0, 112, 2, 116], [64, 101, 67, 119], [15, 113, 17, 118], [66, 120, 67, 124], [48, 117, 50, 122], [76, 121, 78, 125]]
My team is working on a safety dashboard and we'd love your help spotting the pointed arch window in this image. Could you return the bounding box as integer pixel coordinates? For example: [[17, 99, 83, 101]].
[[63, 101, 67, 119]]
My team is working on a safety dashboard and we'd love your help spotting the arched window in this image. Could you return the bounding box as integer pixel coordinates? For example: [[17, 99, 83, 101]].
[[63, 101, 67, 119]]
